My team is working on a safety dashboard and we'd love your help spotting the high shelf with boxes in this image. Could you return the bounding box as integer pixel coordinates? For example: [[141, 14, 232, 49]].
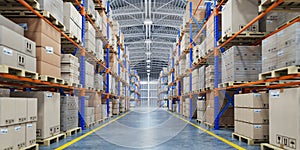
[[165, 0, 300, 148], [0, 0, 130, 147], [157, 67, 168, 107], [129, 69, 141, 107]]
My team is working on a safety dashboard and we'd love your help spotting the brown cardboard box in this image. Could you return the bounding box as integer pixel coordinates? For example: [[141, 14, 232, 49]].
[[15, 98, 27, 124], [0, 125, 14, 150], [234, 121, 269, 140], [25, 31, 61, 56], [14, 124, 26, 149], [11, 92, 60, 139], [269, 88, 300, 150], [234, 93, 269, 108], [0, 98, 15, 126], [37, 61, 61, 78], [234, 108, 269, 124], [25, 122, 36, 147], [27, 98, 38, 122], [10, 18, 61, 43], [36, 47, 61, 67]]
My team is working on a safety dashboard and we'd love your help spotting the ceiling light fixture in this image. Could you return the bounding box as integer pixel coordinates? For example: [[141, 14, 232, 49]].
[[145, 39, 152, 44], [144, 19, 153, 25], [145, 51, 151, 55], [147, 65, 150, 68], [146, 59, 151, 63], [147, 70, 150, 72]]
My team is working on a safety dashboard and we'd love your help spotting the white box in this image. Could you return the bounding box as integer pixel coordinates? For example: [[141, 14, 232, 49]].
[[14, 124, 26, 149], [0, 98, 15, 126], [25, 122, 36, 147], [0, 126, 14, 150]]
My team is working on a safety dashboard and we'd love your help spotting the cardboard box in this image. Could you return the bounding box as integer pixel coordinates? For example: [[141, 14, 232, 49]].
[[234, 108, 269, 124], [0, 14, 24, 35], [11, 92, 60, 139], [15, 98, 27, 124], [197, 100, 206, 111], [14, 124, 26, 149], [37, 61, 61, 78], [0, 98, 15, 126], [235, 121, 269, 140], [0, 25, 36, 57], [10, 18, 61, 43], [36, 47, 61, 67], [0, 126, 14, 150], [61, 54, 79, 65], [27, 98, 38, 122], [25, 122, 36, 147], [234, 93, 269, 108], [269, 88, 300, 150]]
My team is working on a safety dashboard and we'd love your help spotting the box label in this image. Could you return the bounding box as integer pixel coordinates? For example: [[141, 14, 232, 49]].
[[15, 126, 21, 131], [277, 51, 283, 57], [45, 46, 54, 54], [254, 93, 261, 97], [3, 47, 13, 56], [27, 124, 33, 128], [254, 125, 262, 129], [270, 91, 280, 98], [18, 23, 28, 30], [0, 129, 8, 134], [46, 93, 53, 98], [254, 109, 262, 113]]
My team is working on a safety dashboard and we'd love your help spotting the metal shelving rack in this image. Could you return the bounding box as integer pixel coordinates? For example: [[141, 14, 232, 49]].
[[168, 0, 300, 129], [129, 70, 141, 107], [0, 0, 130, 130]]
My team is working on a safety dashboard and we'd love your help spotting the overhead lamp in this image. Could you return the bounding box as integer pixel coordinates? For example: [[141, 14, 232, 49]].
[[146, 59, 151, 63], [144, 19, 153, 25], [145, 39, 152, 44], [147, 70, 150, 72], [147, 65, 150, 68], [145, 51, 152, 55], [147, 73, 150, 76]]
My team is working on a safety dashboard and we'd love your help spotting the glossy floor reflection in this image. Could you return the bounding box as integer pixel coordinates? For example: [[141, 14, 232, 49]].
[[41, 107, 260, 150]]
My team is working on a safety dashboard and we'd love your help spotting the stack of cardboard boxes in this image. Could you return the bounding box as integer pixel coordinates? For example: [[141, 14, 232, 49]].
[[197, 100, 206, 122], [85, 22, 96, 55], [61, 54, 80, 85], [87, 93, 102, 122], [191, 68, 200, 91], [11, 18, 62, 78], [262, 22, 300, 72], [0, 15, 36, 72], [205, 65, 216, 89], [60, 96, 78, 132], [0, 94, 37, 149], [221, 46, 262, 82], [199, 66, 205, 89], [85, 61, 95, 88], [63, 2, 82, 43], [11, 91, 60, 140], [84, 107, 95, 125], [112, 99, 120, 115], [38, 0, 64, 24], [205, 91, 234, 126], [234, 93, 269, 141]]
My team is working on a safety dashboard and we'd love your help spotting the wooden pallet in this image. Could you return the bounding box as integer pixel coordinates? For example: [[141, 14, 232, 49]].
[[0, 65, 39, 79], [65, 127, 82, 136], [204, 122, 234, 129], [259, 0, 300, 12], [232, 132, 268, 145], [218, 81, 250, 88], [61, 32, 81, 45], [84, 122, 95, 128], [260, 143, 284, 150], [196, 119, 205, 124], [39, 75, 65, 84], [20, 143, 39, 150], [0, 10, 65, 31], [276, 15, 300, 30], [259, 66, 300, 80], [219, 32, 266, 49], [0, 0, 40, 10], [72, 83, 82, 88], [36, 133, 66, 146]]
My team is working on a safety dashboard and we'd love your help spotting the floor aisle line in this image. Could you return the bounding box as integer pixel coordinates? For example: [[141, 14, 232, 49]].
[[55, 111, 132, 150], [166, 111, 246, 150]]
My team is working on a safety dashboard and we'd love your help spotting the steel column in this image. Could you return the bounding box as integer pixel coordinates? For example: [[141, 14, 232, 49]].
[[118, 31, 121, 97], [189, 2, 193, 119], [106, 1, 110, 117]]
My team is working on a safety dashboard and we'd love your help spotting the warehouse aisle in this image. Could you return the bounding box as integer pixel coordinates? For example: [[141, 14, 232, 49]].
[[43, 108, 259, 150]]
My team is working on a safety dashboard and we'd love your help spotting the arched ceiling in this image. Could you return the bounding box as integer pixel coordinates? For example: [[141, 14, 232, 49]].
[[111, 0, 187, 78]]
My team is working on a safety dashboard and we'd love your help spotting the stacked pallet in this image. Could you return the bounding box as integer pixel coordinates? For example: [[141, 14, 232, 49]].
[[85, 61, 95, 89], [192, 68, 199, 91], [38, 0, 64, 23], [197, 100, 206, 122], [95, 38, 104, 61], [221, 46, 262, 83], [11, 92, 61, 140], [61, 54, 80, 85], [183, 98, 197, 118], [85, 22, 96, 55], [0, 15, 36, 73], [86, 92, 102, 122], [268, 87, 300, 149], [60, 96, 79, 132], [205, 91, 234, 127], [94, 74, 103, 90], [112, 99, 120, 115], [262, 22, 300, 72], [205, 65, 216, 89], [63, 2, 82, 43], [84, 107, 95, 125], [11, 18, 62, 78], [0, 92, 37, 150], [234, 93, 269, 142], [199, 66, 205, 89]]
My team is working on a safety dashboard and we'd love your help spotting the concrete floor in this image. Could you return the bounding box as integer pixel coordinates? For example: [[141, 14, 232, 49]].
[[41, 108, 260, 150]]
